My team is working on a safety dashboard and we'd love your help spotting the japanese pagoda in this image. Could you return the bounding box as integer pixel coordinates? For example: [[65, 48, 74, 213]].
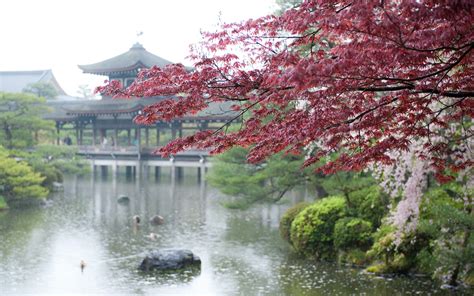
[[47, 43, 233, 151]]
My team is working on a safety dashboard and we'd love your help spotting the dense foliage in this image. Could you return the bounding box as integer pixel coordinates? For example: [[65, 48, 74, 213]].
[[285, 185, 388, 257], [333, 217, 372, 250], [102, 1, 473, 183], [9, 145, 89, 190], [23, 82, 58, 100], [0, 147, 48, 207], [290, 196, 346, 258], [279, 201, 310, 244], [0, 92, 54, 149], [208, 146, 313, 207], [367, 184, 473, 285], [99, 0, 473, 287]]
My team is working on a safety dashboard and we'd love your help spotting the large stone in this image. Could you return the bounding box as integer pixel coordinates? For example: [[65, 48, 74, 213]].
[[117, 195, 130, 204], [139, 249, 201, 272], [149, 215, 164, 225]]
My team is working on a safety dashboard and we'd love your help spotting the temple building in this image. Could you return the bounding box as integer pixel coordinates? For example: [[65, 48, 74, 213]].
[[46, 43, 234, 154], [0, 69, 70, 99]]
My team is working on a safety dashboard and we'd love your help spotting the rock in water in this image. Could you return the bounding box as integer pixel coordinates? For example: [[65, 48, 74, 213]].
[[52, 182, 64, 192], [139, 249, 201, 271], [117, 195, 130, 204], [149, 215, 164, 225]]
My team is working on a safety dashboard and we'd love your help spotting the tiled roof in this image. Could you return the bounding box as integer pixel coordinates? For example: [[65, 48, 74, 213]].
[[0, 69, 67, 95], [78, 43, 174, 76]]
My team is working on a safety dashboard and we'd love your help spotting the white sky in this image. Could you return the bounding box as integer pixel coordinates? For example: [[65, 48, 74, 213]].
[[0, 0, 276, 96]]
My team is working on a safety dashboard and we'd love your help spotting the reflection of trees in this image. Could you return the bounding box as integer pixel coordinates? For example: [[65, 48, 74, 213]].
[[0, 208, 46, 259]]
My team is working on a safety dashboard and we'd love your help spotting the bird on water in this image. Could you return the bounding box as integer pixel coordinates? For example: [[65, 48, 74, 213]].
[[80, 260, 86, 273]]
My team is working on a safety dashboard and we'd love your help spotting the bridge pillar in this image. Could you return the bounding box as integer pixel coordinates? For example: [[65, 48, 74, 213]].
[[155, 166, 161, 181], [135, 162, 145, 181], [100, 165, 108, 177], [171, 165, 176, 184], [112, 161, 118, 178], [176, 167, 184, 181], [90, 160, 96, 177], [198, 156, 205, 183], [126, 166, 133, 179], [138, 162, 150, 180]]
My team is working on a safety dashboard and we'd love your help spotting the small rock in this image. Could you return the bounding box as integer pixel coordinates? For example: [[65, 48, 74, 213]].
[[41, 199, 54, 208], [139, 249, 201, 271], [117, 195, 130, 204], [150, 215, 164, 225], [52, 182, 64, 191]]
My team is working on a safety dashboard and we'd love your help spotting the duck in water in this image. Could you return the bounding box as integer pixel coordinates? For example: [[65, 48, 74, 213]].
[[132, 215, 141, 225], [146, 233, 159, 241], [80, 260, 86, 273]]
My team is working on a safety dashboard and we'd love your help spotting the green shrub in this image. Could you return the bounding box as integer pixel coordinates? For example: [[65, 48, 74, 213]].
[[347, 185, 389, 228], [0, 195, 8, 210], [334, 217, 373, 250], [279, 202, 310, 244], [290, 196, 346, 258]]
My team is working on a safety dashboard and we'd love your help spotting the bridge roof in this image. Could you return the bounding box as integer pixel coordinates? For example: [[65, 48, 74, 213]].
[[45, 97, 237, 122]]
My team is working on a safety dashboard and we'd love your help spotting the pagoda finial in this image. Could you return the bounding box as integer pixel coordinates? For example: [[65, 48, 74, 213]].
[[136, 31, 144, 43]]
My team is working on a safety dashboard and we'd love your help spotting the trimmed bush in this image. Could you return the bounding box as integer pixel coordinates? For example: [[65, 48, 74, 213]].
[[347, 185, 388, 228], [279, 202, 310, 244], [290, 196, 346, 258], [334, 217, 373, 250]]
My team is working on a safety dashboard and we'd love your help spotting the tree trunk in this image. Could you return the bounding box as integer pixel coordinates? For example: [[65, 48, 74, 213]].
[[3, 122, 13, 149]]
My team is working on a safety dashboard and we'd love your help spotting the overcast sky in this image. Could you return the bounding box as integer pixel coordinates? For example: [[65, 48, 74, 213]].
[[0, 0, 276, 96]]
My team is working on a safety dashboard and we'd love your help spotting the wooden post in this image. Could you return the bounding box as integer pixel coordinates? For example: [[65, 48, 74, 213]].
[[75, 123, 80, 145], [114, 128, 118, 147], [127, 129, 131, 146], [79, 125, 83, 145], [92, 128, 97, 146]]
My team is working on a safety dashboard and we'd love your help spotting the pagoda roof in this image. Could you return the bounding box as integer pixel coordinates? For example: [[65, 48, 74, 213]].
[[78, 43, 174, 76], [0, 69, 67, 95]]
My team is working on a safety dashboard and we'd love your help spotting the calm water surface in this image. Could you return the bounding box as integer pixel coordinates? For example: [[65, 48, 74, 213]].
[[0, 172, 467, 295]]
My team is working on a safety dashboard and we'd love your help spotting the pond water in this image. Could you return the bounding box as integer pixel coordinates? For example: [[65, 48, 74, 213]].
[[0, 171, 468, 295]]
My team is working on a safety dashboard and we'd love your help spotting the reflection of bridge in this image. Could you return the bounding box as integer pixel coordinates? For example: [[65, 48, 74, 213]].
[[79, 145, 211, 180]]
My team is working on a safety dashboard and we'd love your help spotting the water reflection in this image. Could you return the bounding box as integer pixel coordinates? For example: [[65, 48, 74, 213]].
[[0, 171, 470, 295]]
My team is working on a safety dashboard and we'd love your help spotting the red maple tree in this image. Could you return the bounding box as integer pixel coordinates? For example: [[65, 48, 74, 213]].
[[100, 0, 473, 179]]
